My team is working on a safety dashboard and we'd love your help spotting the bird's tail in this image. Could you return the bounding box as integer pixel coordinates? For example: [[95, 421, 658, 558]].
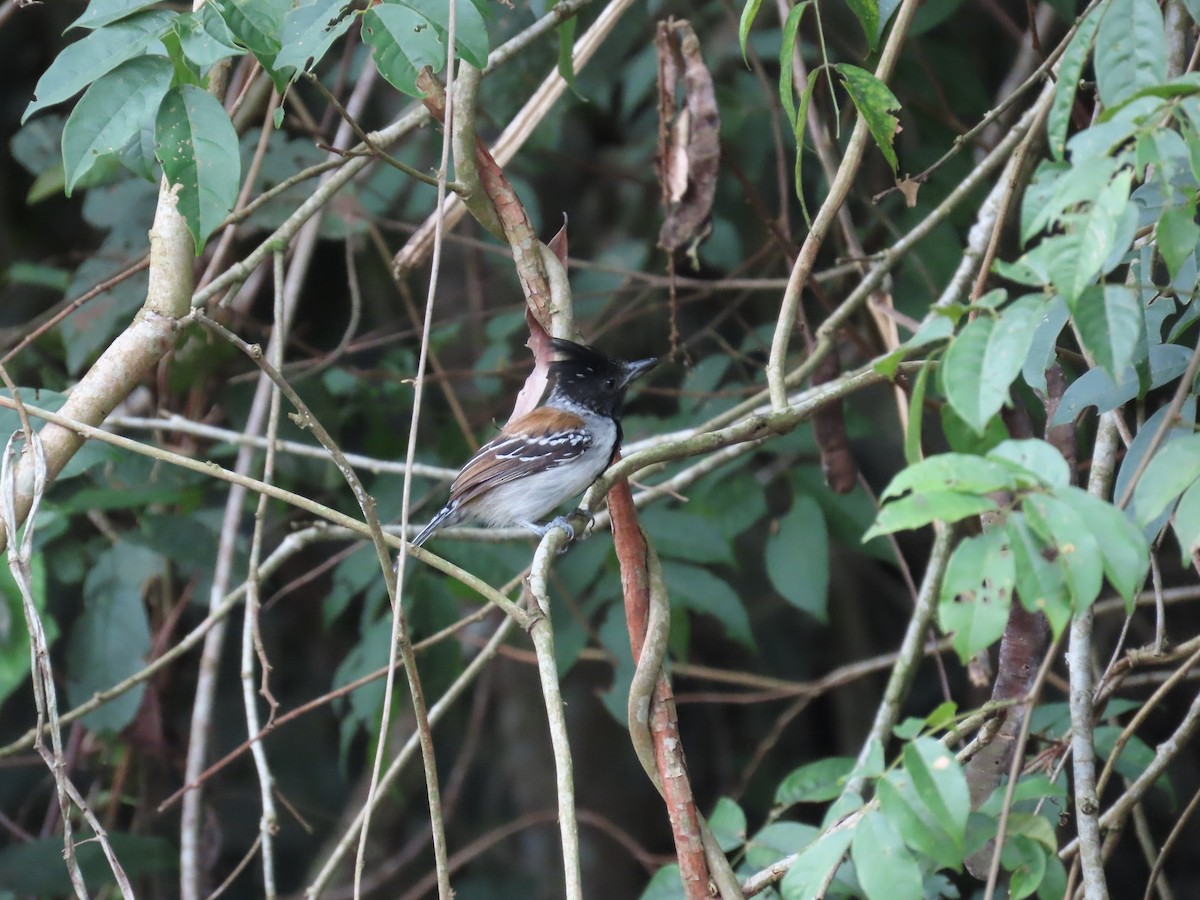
[[411, 504, 455, 547]]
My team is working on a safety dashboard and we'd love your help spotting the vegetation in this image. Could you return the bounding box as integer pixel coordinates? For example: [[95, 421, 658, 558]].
[[1, 0, 1199, 898]]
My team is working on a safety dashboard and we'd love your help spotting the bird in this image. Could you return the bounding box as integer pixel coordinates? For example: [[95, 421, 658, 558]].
[[411, 338, 658, 548]]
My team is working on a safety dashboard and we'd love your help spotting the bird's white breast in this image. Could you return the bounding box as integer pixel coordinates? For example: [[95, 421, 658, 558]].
[[468, 410, 616, 529]]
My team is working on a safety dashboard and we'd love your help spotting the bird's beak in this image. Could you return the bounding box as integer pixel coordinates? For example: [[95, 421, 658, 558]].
[[620, 356, 659, 388]]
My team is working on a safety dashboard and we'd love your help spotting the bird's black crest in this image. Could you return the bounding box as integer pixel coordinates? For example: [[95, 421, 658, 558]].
[[549, 338, 622, 381]]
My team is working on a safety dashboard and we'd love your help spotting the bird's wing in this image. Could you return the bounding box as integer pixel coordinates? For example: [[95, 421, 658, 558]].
[[449, 407, 593, 505]]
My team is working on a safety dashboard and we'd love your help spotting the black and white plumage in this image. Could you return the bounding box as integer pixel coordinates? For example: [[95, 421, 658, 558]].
[[411, 339, 657, 547]]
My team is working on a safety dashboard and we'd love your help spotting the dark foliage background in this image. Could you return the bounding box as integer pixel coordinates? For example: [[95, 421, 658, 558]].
[[1, 0, 1199, 898]]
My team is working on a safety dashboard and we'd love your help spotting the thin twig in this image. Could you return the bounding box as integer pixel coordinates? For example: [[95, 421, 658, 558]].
[[1069, 413, 1121, 900], [352, 22, 459, 900], [305, 615, 516, 896]]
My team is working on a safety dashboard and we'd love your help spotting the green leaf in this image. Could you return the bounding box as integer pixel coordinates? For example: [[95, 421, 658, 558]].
[[179, 3, 247, 68], [977, 773, 1068, 815], [844, 0, 880, 51], [362, 3, 446, 96], [1115, 396, 1196, 528], [397, 0, 490, 70], [987, 438, 1072, 489], [941, 294, 1048, 433], [639, 865, 686, 900], [942, 404, 1010, 456], [855, 737, 887, 780], [874, 313, 952, 378], [739, 0, 766, 64], [1095, 0, 1167, 107], [1024, 494, 1104, 611], [640, 507, 733, 565], [1027, 156, 1119, 240], [23, 10, 176, 122], [1038, 855, 1070, 900], [1133, 433, 1200, 527], [881, 454, 1022, 501], [67, 543, 159, 733], [779, 829, 854, 899], [778, 2, 810, 131], [1051, 344, 1193, 425], [776, 756, 857, 805], [1021, 294, 1069, 394], [1007, 513, 1071, 635], [904, 359, 932, 465], [1157, 201, 1200, 280], [61, 56, 172, 195], [835, 62, 901, 173], [1094, 726, 1170, 797], [877, 770, 961, 870], [1054, 486, 1149, 606], [211, 0, 291, 89], [939, 528, 1014, 662], [766, 495, 829, 622], [274, 0, 354, 74], [1005, 835, 1049, 899], [154, 83, 241, 253], [1049, 169, 1133, 303], [864, 491, 997, 541], [793, 65, 822, 219], [1172, 479, 1200, 565], [708, 797, 747, 852], [1071, 284, 1141, 379], [4, 261, 72, 291], [662, 562, 754, 649], [852, 811, 923, 900], [903, 737, 969, 843], [71, 0, 162, 30], [745, 821, 820, 870], [554, 10, 578, 93], [1048, 5, 1103, 159]]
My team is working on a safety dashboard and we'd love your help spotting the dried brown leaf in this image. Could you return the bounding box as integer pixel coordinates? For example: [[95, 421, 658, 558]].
[[655, 20, 720, 253]]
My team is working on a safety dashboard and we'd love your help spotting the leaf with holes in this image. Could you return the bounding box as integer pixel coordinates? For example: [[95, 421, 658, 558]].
[[362, 3, 446, 96], [154, 84, 240, 253], [1049, 170, 1133, 303], [1054, 486, 1148, 608], [1007, 512, 1071, 636], [1024, 493, 1104, 611], [835, 63, 901, 173], [939, 528, 1014, 662], [398, 0, 489, 69], [274, 0, 354, 74]]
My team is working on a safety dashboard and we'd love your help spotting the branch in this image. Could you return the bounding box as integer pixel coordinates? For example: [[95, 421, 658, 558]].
[[765, 0, 921, 408], [1069, 413, 1122, 899]]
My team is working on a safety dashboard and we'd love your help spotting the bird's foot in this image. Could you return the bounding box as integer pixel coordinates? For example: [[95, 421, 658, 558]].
[[535, 511, 592, 552]]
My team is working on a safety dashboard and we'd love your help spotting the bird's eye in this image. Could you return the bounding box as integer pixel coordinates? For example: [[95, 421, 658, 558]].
[[604, 378, 616, 389]]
